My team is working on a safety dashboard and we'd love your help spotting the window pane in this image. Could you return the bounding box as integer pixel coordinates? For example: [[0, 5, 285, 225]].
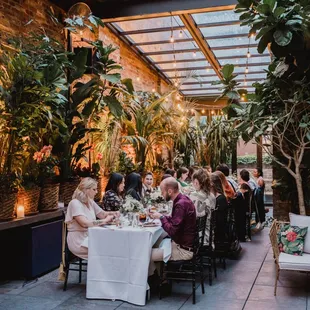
[[192, 10, 240, 25]]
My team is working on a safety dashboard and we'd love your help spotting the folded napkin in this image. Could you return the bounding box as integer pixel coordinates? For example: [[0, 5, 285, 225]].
[[159, 238, 172, 262]]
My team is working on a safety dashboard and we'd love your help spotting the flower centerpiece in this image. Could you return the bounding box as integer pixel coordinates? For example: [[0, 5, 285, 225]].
[[121, 195, 144, 214]]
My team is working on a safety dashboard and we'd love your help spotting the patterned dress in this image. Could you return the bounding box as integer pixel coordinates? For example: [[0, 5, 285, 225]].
[[102, 190, 123, 211], [189, 190, 216, 245]]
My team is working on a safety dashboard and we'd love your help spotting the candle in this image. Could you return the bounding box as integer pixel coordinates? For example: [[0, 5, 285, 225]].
[[16, 205, 25, 218]]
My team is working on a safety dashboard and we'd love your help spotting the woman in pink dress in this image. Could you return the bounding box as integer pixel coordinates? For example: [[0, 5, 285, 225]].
[[65, 177, 119, 259]]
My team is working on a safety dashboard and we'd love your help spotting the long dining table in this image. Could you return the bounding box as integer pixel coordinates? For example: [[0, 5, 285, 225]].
[[86, 224, 164, 306]]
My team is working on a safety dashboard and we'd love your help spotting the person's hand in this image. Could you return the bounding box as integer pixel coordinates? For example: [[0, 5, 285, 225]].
[[149, 212, 162, 220], [113, 211, 121, 218], [104, 215, 115, 224], [239, 188, 248, 194]]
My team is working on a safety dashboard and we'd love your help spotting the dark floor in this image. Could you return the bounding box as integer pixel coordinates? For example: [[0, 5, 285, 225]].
[[0, 227, 309, 310]]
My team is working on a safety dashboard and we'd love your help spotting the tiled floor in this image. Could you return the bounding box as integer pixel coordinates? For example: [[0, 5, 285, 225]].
[[0, 228, 309, 310]]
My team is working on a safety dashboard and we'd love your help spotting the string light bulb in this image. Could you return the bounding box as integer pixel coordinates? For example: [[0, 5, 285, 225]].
[[211, 110, 215, 115], [245, 67, 249, 74], [179, 30, 183, 38], [136, 77, 140, 81], [152, 88, 155, 93], [247, 51, 251, 58], [170, 35, 174, 43], [193, 51, 197, 57], [244, 81, 248, 86], [173, 62, 177, 68], [220, 111, 224, 115], [206, 68, 210, 72], [202, 109, 205, 114], [174, 82, 178, 87], [176, 94, 180, 100]]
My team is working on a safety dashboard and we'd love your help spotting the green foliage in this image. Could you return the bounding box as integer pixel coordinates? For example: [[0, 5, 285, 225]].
[[116, 151, 136, 176], [237, 154, 272, 165]]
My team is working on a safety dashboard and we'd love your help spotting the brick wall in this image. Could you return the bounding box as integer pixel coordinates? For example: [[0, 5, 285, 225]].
[[0, 0, 64, 43], [0, 0, 169, 93]]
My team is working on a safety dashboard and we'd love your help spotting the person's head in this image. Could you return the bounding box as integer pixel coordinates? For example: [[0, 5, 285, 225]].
[[143, 172, 153, 188], [192, 168, 211, 195], [160, 177, 180, 202], [125, 172, 142, 195], [216, 164, 230, 177], [188, 166, 199, 179], [105, 172, 125, 195], [240, 169, 250, 182], [161, 173, 173, 181], [165, 169, 177, 178], [210, 173, 225, 196], [177, 167, 189, 181], [253, 168, 263, 178], [204, 165, 212, 173], [213, 170, 235, 199], [73, 177, 98, 203]]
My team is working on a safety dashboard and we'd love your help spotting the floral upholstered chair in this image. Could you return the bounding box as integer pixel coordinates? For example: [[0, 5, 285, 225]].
[[269, 216, 310, 296]]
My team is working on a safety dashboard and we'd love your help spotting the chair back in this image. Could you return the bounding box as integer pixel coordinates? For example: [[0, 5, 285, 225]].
[[269, 220, 290, 264], [206, 209, 217, 251], [193, 213, 207, 254]]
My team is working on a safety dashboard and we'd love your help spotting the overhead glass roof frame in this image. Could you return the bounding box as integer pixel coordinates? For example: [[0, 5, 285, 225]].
[[106, 7, 271, 99]]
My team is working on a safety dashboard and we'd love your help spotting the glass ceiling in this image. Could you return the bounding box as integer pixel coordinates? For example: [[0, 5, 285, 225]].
[[108, 9, 270, 98]]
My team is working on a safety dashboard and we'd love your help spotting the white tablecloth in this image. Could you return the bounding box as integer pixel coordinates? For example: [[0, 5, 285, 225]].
[[86, 225, 163, 305]]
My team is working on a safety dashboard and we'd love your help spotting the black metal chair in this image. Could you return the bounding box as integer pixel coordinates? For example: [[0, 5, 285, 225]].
[[158, 214, 207, 304], [62, 223, 88, 291], [199, 209, 217, 286]]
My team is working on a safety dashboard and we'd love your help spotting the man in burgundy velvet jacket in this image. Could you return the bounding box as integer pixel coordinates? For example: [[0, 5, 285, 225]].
[[150, 177, 196, 264]]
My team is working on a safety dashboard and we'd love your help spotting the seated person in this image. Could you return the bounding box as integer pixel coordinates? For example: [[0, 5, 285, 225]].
[[165, 168, 177, 178], [177, 167, 189, 187], [102, 172, 125, 211], [142, 172, 154, 197], [149, 177, 197, 268], [189, 168, 216, 245], [65, 177, 119, 259], [125, 172, 142, 201]]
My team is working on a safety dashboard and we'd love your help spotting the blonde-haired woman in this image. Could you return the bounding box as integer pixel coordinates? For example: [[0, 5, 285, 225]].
[[65, 177, 119, 259]]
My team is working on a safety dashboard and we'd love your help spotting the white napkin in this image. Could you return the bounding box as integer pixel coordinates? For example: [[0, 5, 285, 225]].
[[159, 238, 172, 262]]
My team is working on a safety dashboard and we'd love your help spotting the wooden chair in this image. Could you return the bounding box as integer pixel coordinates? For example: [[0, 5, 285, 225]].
[[269, 220, 310, 296], [158, 214, 207, 304], [62, 223, 88, 291]]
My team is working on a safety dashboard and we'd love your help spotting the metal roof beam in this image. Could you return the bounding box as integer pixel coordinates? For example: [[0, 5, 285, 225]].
[[118, 20, 240, 36], [179, 14, 222, 79]]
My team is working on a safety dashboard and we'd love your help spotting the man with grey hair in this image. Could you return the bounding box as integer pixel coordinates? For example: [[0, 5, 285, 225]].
[[149, 177, 196, 264]]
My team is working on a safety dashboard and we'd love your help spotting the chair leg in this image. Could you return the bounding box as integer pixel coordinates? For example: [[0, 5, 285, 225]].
[[192, 264, 196, 304], [63, 266, 69, 291], [78, 261, 81, 284], [213, 258, 217, 279], [274, 266, 280, 296], [208, 257, 212, 286], [158, 262, 164, 300], [200, 263, 205, 294]]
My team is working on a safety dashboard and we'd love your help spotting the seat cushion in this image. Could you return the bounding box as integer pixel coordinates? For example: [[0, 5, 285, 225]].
[[290, 213, 310, 254], [279, 252, 310, 271], [278, 224, 308, 256]]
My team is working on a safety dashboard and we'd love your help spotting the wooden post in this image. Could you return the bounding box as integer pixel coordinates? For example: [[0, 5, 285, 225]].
[[231, 142, 237, 175]]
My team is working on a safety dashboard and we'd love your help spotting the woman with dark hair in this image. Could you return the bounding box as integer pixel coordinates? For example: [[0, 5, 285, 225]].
[[165, 168, 176, 178], [253, 167, 266, 224], [211, 173, 229, 243], [177, 167, 189, 187], [102, 173, 125, 211], [142, 172, 154, 197], [190, 168, 216, 244], [125, 172, 142, 201]]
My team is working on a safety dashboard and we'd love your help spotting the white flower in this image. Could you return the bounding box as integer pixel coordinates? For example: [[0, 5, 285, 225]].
[[122, 195, 144, 213]]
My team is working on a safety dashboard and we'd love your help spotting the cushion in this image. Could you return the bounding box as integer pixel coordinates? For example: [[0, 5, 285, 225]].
[[289, 212, 310, 254], [279, 252, 310, 271], [278, 224, 308, 256]]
